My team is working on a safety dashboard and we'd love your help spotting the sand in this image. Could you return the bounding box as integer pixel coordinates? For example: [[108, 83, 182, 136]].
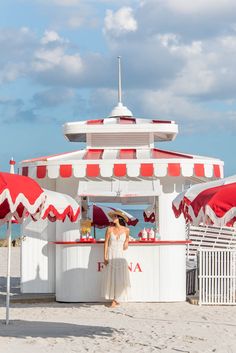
[[0, 248, 236, 353]]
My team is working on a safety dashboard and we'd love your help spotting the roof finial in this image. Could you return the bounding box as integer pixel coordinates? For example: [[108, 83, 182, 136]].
[[108, 56, 133, 117], [118, 56, 122, 104]]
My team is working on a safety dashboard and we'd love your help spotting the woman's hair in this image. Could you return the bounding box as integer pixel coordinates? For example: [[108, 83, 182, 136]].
[[118, 216, 126, 227]]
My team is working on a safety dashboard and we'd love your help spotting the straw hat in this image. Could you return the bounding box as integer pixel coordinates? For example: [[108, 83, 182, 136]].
[[108, 210, 129, 223]]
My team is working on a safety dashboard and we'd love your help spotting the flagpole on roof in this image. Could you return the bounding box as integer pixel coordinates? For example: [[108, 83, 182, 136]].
[[109, 56, 133, 117], [118, 56, 122, 104]]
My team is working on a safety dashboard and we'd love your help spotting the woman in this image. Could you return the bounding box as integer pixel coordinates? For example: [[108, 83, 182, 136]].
[[102, 210, 131, 307]]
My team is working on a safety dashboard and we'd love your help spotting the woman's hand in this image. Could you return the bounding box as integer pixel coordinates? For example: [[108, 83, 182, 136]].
[[123, 228, 130, 250], [104, 228, 110, 266], [123, 241, 128, 250]]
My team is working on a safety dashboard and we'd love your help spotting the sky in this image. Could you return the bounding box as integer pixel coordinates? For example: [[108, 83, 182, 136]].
[[0, 0, 235, 176]]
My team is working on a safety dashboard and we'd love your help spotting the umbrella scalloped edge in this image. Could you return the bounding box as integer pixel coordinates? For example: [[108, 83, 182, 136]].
[[41, 204, 80, 222], [186, 204, 236, 227], [0, 191, 46, 225]]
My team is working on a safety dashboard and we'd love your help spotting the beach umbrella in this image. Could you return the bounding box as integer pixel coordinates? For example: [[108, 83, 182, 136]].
[[0, 172, 46, 225], [143, 205, 155, 223], [33, 189, 80, 222], [3, 161, 81, 325], [1, 168, 46, 325], [88, 203, 138, 229], [172, 175, 236, 227]]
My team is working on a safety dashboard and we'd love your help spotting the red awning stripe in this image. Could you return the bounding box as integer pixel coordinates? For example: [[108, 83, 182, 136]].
[[152, 148, 193, 159], [87, 119, 104, 124], [213, 164, 221, 178], [152, 120, 172, 124], [60, 165, 72, 178], [37, 166, 47, 179], [168, 163, 181, 176], [194, 164, 205, 177], [86, 164, 100, 177], [119, 149, 136, 159], [140, 163, 154, 177], [84, 149, 104, 160], [22, 166, 29, 176], [20, 162, 223, 179], [119, 117, 136, 124], [114, 164, 127, 177]]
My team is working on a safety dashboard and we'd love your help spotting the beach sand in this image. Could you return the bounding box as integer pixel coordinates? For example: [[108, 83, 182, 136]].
[[0, 248, 236, 353]]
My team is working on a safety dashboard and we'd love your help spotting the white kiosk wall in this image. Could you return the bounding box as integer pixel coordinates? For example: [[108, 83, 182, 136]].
[[21, 218, 56, 293]]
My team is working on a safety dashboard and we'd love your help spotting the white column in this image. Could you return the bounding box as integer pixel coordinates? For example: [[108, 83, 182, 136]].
[[157, 179, 186, 301], [55, 177, 81, 301]]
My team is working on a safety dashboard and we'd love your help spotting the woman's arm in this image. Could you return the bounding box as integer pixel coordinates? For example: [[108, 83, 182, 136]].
[[104, 227, 110, 265], [123, 228, 130, 250]]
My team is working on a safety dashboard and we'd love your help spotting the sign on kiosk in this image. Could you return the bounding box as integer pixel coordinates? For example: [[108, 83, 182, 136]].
[[98, 261, 142, 272]]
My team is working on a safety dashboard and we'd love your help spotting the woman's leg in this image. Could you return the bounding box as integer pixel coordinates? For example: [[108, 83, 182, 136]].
[[110, 299, 117, 307]]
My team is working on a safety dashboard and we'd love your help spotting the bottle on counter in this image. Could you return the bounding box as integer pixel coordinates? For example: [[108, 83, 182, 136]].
[[142, 228, 148, 240], [149, 228, 155, 240], [155, 230, 161, 241]]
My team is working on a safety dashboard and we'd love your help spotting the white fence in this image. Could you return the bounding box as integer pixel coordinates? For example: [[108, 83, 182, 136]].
[[198, 249, 236, 305], [187, 225, 236, 261]]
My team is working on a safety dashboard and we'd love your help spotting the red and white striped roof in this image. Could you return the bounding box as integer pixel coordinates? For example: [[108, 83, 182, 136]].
[[63, 116, 178, 143], [19, 148, 224, 180]]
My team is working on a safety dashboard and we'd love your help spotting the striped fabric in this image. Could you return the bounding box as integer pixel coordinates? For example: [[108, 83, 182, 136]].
[[85, 117, 174, 125], [19, 148, 223, 179]]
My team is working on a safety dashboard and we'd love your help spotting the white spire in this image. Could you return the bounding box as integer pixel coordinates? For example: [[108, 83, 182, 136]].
[[109, 56, 133, 118]]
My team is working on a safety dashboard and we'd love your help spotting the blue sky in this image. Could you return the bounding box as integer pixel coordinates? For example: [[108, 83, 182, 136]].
[[0, 0, 235, 176]]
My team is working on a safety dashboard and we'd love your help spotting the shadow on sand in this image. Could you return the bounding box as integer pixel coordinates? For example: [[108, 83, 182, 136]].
[[0, 319, 117, 338]]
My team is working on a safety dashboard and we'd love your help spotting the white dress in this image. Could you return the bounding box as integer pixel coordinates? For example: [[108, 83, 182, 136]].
[[102, 232, 131, 301]]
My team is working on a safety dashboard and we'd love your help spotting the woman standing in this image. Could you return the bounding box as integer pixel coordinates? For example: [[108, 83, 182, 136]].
[[102, 210, 131, 307]]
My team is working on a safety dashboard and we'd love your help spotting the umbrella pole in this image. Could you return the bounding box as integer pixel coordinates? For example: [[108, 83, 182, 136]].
[[6, 221, 11, 325], [94, 225, 96, 239]]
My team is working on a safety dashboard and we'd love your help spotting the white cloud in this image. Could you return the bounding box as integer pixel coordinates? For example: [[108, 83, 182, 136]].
[[157, 33, 180, 48], [104, 7, 138, 36], [125, 87, 232, 133], [33, 48, 64, 71], [41, 30, 65, 44], [60, 54, 83, 74], [166, 0, 236, 14], [33, 47, 83, 75], [0, 28, 35, 83], [171, 62, 215, 96]]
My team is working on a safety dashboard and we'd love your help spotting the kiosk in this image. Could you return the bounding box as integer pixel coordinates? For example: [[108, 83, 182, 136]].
[[19, 62, 223, 302]]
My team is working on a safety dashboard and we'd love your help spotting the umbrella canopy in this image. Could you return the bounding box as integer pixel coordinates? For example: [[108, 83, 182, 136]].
[[172, 175, 236, 227], [0, 172, 46, 225], [88, 203, 138, 228], [143, 205, 155, 223], [34, 189, 80, 222], [1, 169, 80, 326], [0, 169, 46, 325]]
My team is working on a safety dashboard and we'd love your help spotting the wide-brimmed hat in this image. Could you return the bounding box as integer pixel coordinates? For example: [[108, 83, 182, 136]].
[[108, 210, 129, 223]]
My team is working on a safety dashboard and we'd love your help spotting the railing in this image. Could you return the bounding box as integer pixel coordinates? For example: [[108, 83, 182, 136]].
[[186, 268, 197, 295], [187, 224, 236, 261], [198, 249, 236, 305]]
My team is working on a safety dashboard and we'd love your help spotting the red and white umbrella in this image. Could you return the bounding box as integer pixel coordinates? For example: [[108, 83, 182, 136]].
[[88, 203, 138, 228], [172, 175, 236, 227], [143, 205, 155, 223], [0, 171, 46, 225], [0, 170, 46, 325], [34, 189, 80, 222], [1, 164, 80, 325]]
